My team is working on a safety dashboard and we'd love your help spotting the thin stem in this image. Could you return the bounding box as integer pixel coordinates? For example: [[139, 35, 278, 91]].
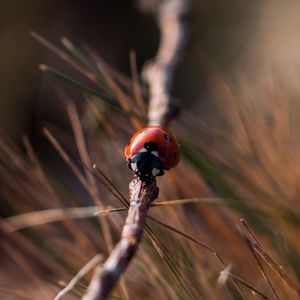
[[241, 219, 300, 297], [246, 239, 281, 300], [241, 219, 280, 300], [226, 272, 268, 300], [54, 255, 103, 300]]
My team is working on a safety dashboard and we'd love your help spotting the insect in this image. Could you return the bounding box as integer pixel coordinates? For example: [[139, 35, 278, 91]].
[[124, 126, 180, 181]]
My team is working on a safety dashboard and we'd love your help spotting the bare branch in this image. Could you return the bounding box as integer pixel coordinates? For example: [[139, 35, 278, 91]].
[[82, 180, 158, 300], [83, 1, 189, 299], [142, 0, 189, 127]]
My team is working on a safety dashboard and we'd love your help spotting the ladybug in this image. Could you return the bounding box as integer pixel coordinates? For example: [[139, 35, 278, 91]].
[[124, 126, 180, 181]]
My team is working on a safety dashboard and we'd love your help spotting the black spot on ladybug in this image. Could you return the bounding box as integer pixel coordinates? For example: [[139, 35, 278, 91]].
[[127, 141, 131, 146], [163, 134, 172, 141], [144, 142, 158, 151], [173, 152, 177, 160]]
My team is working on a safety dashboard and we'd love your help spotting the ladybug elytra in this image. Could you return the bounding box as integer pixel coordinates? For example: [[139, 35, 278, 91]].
[[124, 126, 180, 181]]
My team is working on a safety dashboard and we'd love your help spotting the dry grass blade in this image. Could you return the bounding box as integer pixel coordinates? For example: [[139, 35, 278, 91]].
[[60, 37, 117, 101], [97, 197, 226, 213], [43, 128, 89, 189], [31, 31, 97, 82], [5, 207, 99, 231], [67, 101, 94, 184], [153, 197, 227, 207], [21, 135, 65, 208], [225, 272, 268, 300], [241, 219, 300, 297], [240, 219, 281, 300], [39, 65, 120, 111], [0, 286, 35, 300], [5, 197, 225, 231], [91, 164, 130, 209], [147, 215, 218, 254], [99, 197, 226, 212], [143, 223, 196, 300], [218, 263, 266, 300], [93, 61, 143, 130], [44, 128, 123, 258], [251, 240, 300, 297], [60, 36, 106, 86], [67, 101, 113, 251], [240, 219, 261, 244], [42, 132, 122, 237], [129, 50, 147, 115], [82, 45, 134, 96], [147, 216, 249, 300], [54, 254, 103, 300], [245, 239, 281, 300]]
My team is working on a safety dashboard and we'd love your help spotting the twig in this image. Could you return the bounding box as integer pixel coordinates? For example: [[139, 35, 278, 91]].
[[82, 180, 158, 300], [142, 0, 189, 127], [83, 1, 189, 299]]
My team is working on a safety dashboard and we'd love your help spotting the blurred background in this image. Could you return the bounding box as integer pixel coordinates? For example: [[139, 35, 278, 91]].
[[3, 0, 300, 141], [1, 0, 300, 299]]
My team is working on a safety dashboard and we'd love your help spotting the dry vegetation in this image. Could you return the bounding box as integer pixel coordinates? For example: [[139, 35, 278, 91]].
[[1, 25, 300, 300]]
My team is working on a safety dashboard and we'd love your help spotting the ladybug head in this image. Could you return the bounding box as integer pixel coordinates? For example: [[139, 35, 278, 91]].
[[127, 142, 164, 181]]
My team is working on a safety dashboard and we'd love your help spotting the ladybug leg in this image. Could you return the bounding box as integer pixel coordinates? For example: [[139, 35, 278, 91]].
[[157, 169, 164, 177], [151, 168, 164, 177], [150, 157, 164, 177], [128, 155, 140, 173], [128, 158, 138, 173], [127, 159, 132, 170]]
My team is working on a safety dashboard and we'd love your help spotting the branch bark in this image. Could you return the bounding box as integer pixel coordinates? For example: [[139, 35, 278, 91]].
[[82, 1, 189, 299], [82, 180, 158, 300], [142, 0, 189, 127]]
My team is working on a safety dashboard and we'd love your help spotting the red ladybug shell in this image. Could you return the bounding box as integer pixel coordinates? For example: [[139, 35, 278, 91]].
[[124, 126, 180, 170]]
